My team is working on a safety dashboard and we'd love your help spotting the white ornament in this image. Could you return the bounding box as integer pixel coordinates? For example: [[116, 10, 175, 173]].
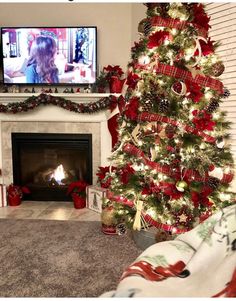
[[138, 55, 150, 66], [216, 138, 225, 149]]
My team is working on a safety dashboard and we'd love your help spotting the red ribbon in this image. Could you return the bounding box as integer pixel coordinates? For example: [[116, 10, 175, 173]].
[[106, 190, 188, 234], [137, 112, 216, 144], [150, 16, 208, 39], [123, 143, 206, 182], [155, 62, 223, 94]]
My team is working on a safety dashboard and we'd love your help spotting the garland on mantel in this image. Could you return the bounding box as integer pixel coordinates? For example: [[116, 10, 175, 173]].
[[0, 93, 120, 114]]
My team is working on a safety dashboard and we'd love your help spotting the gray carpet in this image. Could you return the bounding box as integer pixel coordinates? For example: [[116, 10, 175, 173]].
[[0, 219, 142, 297]]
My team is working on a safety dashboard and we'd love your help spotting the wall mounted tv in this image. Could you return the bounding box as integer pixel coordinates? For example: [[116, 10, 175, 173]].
[[1, 27, 97, 85]]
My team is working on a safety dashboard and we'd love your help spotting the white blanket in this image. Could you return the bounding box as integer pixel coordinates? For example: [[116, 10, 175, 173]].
[[101, 204, 236, 297]]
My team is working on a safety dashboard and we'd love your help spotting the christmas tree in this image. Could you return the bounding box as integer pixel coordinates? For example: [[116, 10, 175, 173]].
[[98, 3, 235, 236]]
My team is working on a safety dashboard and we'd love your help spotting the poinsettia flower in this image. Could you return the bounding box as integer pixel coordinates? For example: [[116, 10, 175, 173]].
[[101, 177, 112, 189], [192, 110, 216, 131], [191, 190, 213, 208], [120, 163, 135, 184], [192, 4, 211, 31], [103, 65, 124, 79], [126, 72, 140, 90], [124, 97, 139, 120], [185, 80, 204, 103], [67, 180, 88, 195], [96, 166, 110, 181], [194, 38, 214, 56], [147, 31, 170, 49], [159, 182, 183, 200]]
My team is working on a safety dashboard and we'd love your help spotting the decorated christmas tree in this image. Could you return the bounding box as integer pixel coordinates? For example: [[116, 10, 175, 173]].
[[98, 3, 235, 236]]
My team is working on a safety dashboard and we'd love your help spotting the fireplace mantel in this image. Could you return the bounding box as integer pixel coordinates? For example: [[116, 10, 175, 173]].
[[0, 93, 117, 185], [0, 93, 118, 103]]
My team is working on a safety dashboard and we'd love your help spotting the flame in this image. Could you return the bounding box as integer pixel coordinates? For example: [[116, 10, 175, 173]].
[[50, 164, 66, 184]]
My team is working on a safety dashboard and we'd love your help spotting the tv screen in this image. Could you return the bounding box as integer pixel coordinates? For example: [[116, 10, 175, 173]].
[[1, 27, 97, 85]]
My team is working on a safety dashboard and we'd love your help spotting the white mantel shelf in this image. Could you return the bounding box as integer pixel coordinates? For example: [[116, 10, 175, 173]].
[[0, 93, 121, 103]]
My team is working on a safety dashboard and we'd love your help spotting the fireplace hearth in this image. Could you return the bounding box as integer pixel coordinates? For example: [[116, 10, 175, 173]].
[[12, 133, 92, 201]]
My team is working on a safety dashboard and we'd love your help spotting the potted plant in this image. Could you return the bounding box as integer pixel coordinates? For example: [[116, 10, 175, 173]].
[[67, 180, 88, 209], [7, 184, 30, 206], [103, 65, 126, 93]]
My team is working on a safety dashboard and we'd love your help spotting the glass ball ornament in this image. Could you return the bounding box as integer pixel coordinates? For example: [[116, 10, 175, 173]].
[[176, 180, 188, 192], [138, 54, 150, 66]]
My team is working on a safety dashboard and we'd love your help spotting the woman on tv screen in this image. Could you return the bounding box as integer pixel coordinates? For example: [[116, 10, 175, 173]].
[[26, 35, 59, 84]]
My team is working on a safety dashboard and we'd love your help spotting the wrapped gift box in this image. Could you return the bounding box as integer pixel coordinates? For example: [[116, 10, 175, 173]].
[[0, 184, 7, 207], [86, 185, 107, 213]]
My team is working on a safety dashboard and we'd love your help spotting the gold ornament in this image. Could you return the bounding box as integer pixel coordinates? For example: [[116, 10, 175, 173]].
[[179, 213, 188, 223], [176, 180, 188, 192], [209, 62, 225, 77]]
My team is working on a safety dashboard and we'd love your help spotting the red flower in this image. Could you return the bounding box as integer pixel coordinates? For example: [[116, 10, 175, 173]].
[[194, 38, 214, 56], [191, 190, 213, 208], [7, 184, 30, 198], [103, 65, 124, 80], [101, 177, 112, 189], [192, 110, 215, 131], [185, 80, 204, 103], [192, 4, 211, 31], [147, 31, 170, 49], [96, 166, 110, 181], [120, 163, 135, 185], [124, 97, 139, 120], [67, 180, 88, 196], [159, 182, 183, 200], [126, 72, 140, 90]]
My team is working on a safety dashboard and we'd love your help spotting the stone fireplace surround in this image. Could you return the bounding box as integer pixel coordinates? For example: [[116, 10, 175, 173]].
[[0, 93, 112, 186]]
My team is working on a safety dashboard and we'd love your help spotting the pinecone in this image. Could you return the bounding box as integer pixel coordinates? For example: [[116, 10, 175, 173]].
[[144, 20, 152, 36], [221, 88, 231, 99], [206, 99, 220, 113], [143, 100, 153, 111], [116, 223, 127, 235], [207, 177, 220, 189], [142, 93, 155, 111], [158, 99, 170, 113]]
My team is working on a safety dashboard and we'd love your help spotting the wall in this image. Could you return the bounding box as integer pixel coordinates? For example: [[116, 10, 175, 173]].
[[0, 2, 133, 75], [206, 3, 236, 191]]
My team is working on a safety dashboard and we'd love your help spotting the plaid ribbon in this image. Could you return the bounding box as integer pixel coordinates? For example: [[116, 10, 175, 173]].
[[155, 63, 223, 94], [123, 143, 206, 182], [138, 112, 216, 144], [106, 190, 188, 234], [150, 16, 208, 39], [144, 214, 187, 234]]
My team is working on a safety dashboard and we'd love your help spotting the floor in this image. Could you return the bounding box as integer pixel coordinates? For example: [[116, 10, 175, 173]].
[[0, 201, 100, 221]]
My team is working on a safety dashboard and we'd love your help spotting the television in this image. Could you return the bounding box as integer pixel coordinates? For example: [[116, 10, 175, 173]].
[[1, 27, 97, 85]]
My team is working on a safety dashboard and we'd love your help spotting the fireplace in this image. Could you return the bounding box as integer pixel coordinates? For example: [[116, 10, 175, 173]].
[[11, 133, 92, 201]]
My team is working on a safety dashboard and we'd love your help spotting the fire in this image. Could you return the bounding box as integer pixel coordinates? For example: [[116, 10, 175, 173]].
[[50, 164, 66, 185]]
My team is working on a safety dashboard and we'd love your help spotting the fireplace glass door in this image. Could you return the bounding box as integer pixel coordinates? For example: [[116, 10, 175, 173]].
[[11, 133, 92, 201]]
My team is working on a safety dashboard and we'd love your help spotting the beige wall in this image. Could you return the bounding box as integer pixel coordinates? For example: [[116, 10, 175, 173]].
[[0, 3, 135, 73], [131, 3, 146, 45]]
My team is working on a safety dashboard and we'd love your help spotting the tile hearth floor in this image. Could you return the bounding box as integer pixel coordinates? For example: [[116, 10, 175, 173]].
[[0, 201, 100, 221]]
